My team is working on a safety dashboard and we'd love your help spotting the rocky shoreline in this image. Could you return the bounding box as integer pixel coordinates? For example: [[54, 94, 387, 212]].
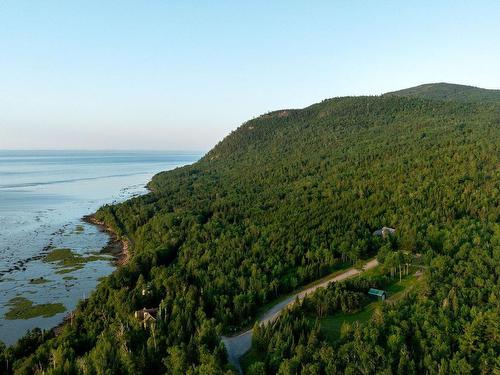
[[82, 214, 130, 266], [51, 214, 130, 337]]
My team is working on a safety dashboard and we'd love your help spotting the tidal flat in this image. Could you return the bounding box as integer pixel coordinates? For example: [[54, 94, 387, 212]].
[[0, 150, 201, 345]]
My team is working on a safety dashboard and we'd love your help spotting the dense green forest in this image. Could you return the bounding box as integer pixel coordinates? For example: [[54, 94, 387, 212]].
[[385, 82, 500, 103], [1, 83, 499, 374]]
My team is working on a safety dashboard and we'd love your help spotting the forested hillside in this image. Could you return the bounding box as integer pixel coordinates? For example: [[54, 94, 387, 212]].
[[1, 84, 499, 374], [385, 82, 500, 103]]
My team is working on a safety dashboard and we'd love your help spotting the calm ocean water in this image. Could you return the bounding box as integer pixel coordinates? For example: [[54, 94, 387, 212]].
[[0, 150, 201, 345]]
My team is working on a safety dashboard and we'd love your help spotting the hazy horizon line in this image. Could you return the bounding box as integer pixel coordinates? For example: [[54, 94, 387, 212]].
[[0, 148, 207, 152]]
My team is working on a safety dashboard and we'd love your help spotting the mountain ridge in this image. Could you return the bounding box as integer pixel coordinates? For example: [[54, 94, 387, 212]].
[[197, 82, 497, 169], [384, 82, 500, 103]]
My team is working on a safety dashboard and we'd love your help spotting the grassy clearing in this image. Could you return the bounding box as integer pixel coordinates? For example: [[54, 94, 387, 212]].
[[320, 303, 380, 342], [319, 273, 423, 343], [361, 265, 386, 278], [239, 259, 376, 373], [4, 297, 66, 320]]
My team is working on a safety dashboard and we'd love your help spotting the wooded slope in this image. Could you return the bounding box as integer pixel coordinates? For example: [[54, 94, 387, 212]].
[[2, 84, 498, 374]]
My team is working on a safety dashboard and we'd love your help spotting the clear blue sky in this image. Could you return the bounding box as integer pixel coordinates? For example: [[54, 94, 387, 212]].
[[1, 1, 499, 150]]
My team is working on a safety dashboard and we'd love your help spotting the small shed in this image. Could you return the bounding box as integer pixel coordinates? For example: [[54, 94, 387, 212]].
[[368, 288, 387, 301]]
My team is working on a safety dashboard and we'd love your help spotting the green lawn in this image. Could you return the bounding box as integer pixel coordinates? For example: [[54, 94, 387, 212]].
[[319, 273, 422, 343], [241, 273, 423, 373], [239, 259, 376, 372], [319, 302, 380, 343]]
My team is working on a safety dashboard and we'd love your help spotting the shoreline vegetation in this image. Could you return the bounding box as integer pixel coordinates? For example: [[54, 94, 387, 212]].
[[49, 214, 131, 337]]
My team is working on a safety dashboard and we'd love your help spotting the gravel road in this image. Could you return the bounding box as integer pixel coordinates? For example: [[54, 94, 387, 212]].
[[222, 259, 379, 373]]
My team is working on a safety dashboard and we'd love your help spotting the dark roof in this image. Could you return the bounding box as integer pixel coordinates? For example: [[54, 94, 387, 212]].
[[368, 288, 386, 296]]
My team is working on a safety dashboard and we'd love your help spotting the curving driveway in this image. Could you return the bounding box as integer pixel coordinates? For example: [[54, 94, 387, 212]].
[[222, 259, 379, 373]]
